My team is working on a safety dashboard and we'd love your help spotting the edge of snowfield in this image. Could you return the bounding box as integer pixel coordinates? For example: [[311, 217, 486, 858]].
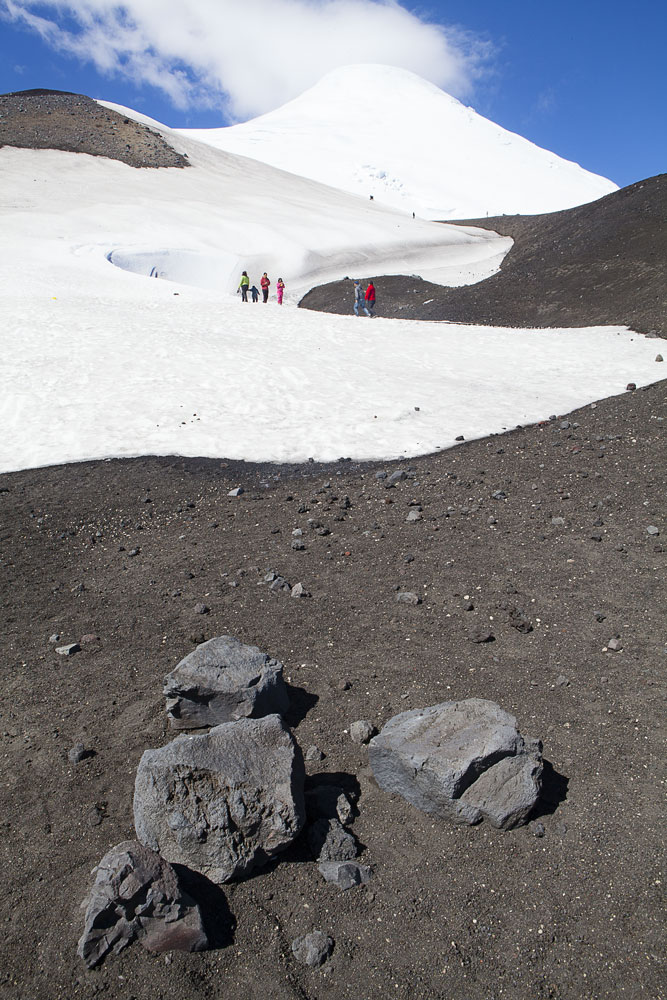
[[0, 111, 664, 474]]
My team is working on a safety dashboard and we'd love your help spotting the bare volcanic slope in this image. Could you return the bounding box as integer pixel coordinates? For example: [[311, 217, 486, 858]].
[[0, 379, 665, 1000], [0, 89, 188, 168], [300, 174, 667, 337]]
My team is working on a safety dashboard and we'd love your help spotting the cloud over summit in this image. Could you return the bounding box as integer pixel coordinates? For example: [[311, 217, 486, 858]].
[[1, 0, 491, 119]]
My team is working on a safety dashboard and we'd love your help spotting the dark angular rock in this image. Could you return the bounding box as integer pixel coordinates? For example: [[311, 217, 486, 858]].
[[164, 635, 289, 729], [307, 817, 358, 862], [77, 841, 208, 968]]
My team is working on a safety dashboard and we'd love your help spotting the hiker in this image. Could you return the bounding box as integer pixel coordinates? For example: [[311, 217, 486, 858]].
[[260, 272, 270, 303], [238, 270, 250, 301], [250, 285, 260, 302], [353, 280, 364, 316], [276, 277, 285, 305], [364, 280, 376, 317]]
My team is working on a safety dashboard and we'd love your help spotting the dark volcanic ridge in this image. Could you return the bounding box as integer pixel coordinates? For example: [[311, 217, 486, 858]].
[[0, 88, 188, 169], [300, 175, 667, 338]]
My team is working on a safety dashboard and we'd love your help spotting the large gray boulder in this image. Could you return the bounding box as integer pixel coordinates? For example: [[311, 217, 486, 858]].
[[77, 841, 208, 968], [368, 699, 542, 829], [134, 714, 305, 883], [164, 635, 289, 730]]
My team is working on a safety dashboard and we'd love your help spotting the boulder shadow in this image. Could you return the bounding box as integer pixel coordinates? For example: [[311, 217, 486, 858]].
[[530, 759, 569, 820], [173, 864, 236, 950], [284, 683, 318, 728]]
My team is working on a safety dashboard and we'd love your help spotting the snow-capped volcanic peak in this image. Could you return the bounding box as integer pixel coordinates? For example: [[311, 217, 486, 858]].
[[179, 64, 618, 220]]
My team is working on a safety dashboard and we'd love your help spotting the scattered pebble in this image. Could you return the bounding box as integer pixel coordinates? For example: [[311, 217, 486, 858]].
[[291, 930, 333, 967], [55, 642, 80, 656]]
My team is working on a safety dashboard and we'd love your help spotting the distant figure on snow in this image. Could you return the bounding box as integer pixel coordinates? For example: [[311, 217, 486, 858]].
[[250, 285, 260, 302], [276, 278, 285, 305], [260, 272, 271, 303], [238, 270, 249, 302], [353, 280, 364, 317], [364, 280, 376, 317]]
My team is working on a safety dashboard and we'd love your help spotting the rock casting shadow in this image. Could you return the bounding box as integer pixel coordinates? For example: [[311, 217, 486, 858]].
[[173, 865, 236, 949], [531, 759, 569, 820], [284, 683, 318, 728]]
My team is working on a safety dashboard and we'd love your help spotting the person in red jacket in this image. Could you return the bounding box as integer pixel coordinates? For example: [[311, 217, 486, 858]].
[[260, 272, 270, 303], [364, 280, 376, 317]]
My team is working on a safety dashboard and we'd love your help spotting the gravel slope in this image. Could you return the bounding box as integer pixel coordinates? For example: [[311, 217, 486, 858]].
[[0, 89, 188, 169]]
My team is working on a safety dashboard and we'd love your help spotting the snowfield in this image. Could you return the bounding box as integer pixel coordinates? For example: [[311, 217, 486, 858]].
[[0, 75, 663, 475]]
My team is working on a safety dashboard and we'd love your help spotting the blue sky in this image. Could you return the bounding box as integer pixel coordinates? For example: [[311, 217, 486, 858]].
[[1, 0, 665, 188]]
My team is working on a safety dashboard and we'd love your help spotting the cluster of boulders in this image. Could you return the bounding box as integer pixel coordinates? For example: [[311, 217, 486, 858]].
[[78, 635, 545, 968]]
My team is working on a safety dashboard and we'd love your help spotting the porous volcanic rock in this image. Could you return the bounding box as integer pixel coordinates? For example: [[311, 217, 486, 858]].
[[133, 715, 305, 883], [77, 840, 208, 968], [163, 634, 289, 729], [368, 698, 542, 828]]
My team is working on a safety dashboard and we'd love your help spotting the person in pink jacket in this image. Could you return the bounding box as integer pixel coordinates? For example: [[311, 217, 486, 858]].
[[276, 277, 285, 305]]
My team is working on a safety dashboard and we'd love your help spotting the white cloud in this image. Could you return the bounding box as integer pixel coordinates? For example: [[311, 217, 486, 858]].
[[1, 0, 492, 119]]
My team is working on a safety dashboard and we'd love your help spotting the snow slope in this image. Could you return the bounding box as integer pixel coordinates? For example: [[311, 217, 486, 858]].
[[179, 64, 618, 220], [0, 107, 663, 475]]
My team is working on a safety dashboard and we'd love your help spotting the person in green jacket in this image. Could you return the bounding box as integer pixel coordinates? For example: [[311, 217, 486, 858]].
[[238, 270, 250, 302]]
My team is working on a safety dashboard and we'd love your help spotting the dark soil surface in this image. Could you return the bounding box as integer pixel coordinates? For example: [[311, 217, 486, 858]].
[[0, 89, 188, 168], [299, 175, 667, 337], [1, 381, 665, 1000]]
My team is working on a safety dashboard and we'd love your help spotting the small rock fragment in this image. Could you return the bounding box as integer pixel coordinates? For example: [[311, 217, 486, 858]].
[[56, 642, 80, 656], [384, 470, 407, 488], [349, 720, 376, 745], [291, 930, 333, 967], [68, 743, 90, 764], [318, 861, 371, 890], [227, 487, 244, 497], [468, 626, 494, 644], [396, 591, 421, 605], [307, 817, 358, 863]]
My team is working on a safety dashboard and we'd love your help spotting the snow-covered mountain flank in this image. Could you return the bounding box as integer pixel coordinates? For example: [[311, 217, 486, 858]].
[[0, 83, 661, 474], [179, 64, 618, 220]]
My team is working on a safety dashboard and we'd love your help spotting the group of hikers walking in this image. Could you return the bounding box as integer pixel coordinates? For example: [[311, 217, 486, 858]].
[[353, 279, 376, 317], [238, 271, 285, 305], [238, 270, 376, 316]]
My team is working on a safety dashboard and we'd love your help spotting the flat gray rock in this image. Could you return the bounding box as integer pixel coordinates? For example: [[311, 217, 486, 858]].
[[318, 861, 371, 890], [134, 715, 305, 883], [368, 699, 542, 828], [163, 635, 289, 730], [77, 840, 208, 968]]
